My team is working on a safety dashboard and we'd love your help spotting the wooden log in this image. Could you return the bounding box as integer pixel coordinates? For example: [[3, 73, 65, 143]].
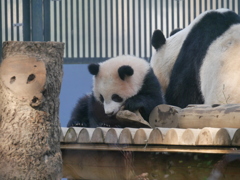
[[77, 128, 95, 143], [224, 128, 238, 140], [105, 128, 123, 144], [133, 128, 152, 144], [0, 41, 64, 179], [148, 128, 164, 144], [232, 129, 240, 146], [196, 128, 231, 145], [149, 104, 181, 128], [196, 128, 219, 145], [91, 127, 110, 143], [213, 128, 232, 145], [163, 128, 186, 145], [180, 128, 201, 145], [158, 127, 171, 140], [65, 127, 78, 142], [61, 127, 69, 142], [119, 128, 137, 144], [179, 104, 240, 129], [71, 127, 83, 135]]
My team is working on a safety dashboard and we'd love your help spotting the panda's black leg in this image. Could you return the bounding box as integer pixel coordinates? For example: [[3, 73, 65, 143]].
[[67, 94, 90, 127]]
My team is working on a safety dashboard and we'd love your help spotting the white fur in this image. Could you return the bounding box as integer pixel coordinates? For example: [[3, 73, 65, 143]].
[[104, 101, 122, 115], [93, 55, 150, 115], [151, 8, 230, 93], [200, 24, 240, 104]]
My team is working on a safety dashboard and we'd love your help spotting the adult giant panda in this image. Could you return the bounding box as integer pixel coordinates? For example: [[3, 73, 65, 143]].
[[67, 55, 164, 128], [151, 9, 240, 108]]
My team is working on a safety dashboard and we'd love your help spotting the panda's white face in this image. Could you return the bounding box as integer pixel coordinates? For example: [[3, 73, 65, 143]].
[[91, 55, 150, 116], [99, 93, 124, 116]]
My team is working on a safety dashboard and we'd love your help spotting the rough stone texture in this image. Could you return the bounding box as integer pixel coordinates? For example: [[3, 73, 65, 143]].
[[0, 41, 64, 180]]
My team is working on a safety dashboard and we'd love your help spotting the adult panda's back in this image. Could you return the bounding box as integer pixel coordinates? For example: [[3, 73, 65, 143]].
[[200, 24, 240, 104], [165, 9, 240, 108]]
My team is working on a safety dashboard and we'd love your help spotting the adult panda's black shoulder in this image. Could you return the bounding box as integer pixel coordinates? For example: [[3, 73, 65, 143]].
[[151, 9, 240, 108], [67, 55, 164, 128]]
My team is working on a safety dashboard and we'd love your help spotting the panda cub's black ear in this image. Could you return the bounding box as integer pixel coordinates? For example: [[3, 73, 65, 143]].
[[118, 65, 134, 80], [88, 63, 100, 75], [151, 29, 166, 50]]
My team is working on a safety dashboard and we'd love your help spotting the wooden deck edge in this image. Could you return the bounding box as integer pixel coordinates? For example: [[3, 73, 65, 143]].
[[60, 143, 240, 154]]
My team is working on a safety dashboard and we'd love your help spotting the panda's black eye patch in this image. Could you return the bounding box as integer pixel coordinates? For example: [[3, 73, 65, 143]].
[[100, 94, 104, 103], [112, 94, 123, 102]]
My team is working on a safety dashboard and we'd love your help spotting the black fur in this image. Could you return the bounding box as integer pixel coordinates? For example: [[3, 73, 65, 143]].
[[67, 95, 90, 127], [165, 10, 240, 108], [67, 69, 164, 128], [170, 28, 182, 36], [151, 30, 166, 50], [123, 69, 165, 120], [118, 65, 134, 80], [88, 64, 100, 75], [68, 93, 124, 128]]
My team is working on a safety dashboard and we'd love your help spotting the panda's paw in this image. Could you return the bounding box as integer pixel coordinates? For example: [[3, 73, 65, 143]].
[[100, 123, 111, 127], [67, 120, 88, 127], [123, 100, 142, 112]]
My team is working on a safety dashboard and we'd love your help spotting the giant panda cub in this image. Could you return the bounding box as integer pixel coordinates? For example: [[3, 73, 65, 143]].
[[67, 55, 164, 128], [151, 8, 240, 108]]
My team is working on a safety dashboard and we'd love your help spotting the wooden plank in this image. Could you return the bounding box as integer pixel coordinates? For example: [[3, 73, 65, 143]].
[[196, 128, 231, 145], [77, 128, 95, 143], [214, 128, 232, 145], [105, 128, 123, 144], [163, 128, 186, 145], [61, 127, 68, 142], [180, 128, 201, 145], [91, 127, 110, 143], [119, 128, 137, 144], [232, 129, 240, 146], [148, 128, 164, 144], [133, 128, 152, 144], [61, 127, 240, 146], [65, 127, 78, 142], [60, 143, 240, 154]]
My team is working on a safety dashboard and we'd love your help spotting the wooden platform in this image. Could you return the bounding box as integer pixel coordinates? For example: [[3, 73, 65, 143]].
[[61, 127, 240, 180]]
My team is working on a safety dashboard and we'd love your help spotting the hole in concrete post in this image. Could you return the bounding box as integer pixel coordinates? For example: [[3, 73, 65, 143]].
[[27, 74, 36, 84], [10, 76, 16, 84]]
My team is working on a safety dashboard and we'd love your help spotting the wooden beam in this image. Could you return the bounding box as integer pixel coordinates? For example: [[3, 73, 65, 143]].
[[61, 127, 240, 146], [61, 143, 240, 154]]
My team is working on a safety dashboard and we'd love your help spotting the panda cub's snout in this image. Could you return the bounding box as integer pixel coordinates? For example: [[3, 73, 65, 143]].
[[103, 94, 124, 117]]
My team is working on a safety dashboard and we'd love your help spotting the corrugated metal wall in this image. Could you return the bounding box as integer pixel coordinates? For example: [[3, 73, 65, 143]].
[[1, 0, 23, 42], [50, 0, 240, 63], [0, 0, 240, 63]]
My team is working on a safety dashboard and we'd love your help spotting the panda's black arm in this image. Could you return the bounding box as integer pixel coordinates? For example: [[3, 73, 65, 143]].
[[124, 93, 163, 116], [123, 69, 164, 120]]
